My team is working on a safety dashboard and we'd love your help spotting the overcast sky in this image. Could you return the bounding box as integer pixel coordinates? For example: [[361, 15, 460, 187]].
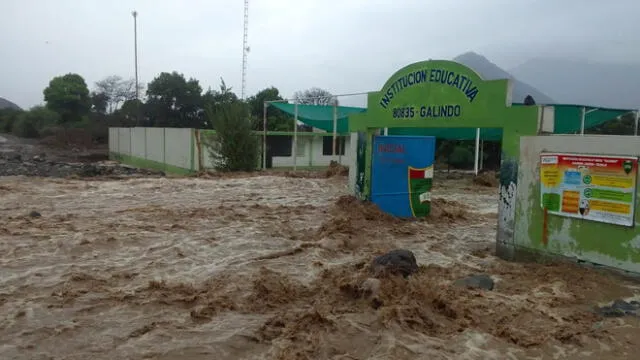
[[1, 0, 638, 109]]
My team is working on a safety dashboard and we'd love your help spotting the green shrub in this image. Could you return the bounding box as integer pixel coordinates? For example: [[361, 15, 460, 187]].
[[88, 122, 108, 144], [0, 109, 22, 133], [26, 106, 60, 129], [1, 117, 15, 133], [9, 106, 60, 138], [12, 116, 40, 138], [38, 126, 64, 138], [71, 116, 108, 144], [204, 101, 259, 172], [449, 145, 474, 169]]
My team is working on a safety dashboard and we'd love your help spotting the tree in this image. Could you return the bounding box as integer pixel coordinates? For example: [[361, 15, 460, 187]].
[[145, 71, 203, 128], [112, 99, 143, 126], [94, 75, 142, 113], [202, 78, 240, 129], [91, 92, 109, 114], [524, 95, 536, 105], [204, 100, 258, 172], [293, 87, 335, 106], [43, 73, 91, 124], [246, 86, 292, 131], [449, 145, 474, 169], [588, 112, 636, 135]]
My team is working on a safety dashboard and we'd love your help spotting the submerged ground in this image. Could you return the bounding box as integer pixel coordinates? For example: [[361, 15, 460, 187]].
[[1, 169, 640, 359]]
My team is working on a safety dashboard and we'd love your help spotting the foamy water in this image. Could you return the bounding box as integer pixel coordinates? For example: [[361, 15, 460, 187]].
[[1, 175, 639, 360]]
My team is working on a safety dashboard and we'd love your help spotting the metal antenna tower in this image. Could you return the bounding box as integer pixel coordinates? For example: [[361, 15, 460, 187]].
[[241, 0, 249, 100]]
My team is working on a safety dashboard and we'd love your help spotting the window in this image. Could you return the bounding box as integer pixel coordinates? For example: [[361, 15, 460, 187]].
[[322, 136, 346, 156], [267, 136, 292, 157]]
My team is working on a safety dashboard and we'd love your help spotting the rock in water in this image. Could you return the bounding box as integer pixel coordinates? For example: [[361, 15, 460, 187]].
[[79, 164, 101, 177], [454, 274, 494, 291], [29, 211, 41, 218], [595, 299, 640, 317], [371, 249, 419, 277]]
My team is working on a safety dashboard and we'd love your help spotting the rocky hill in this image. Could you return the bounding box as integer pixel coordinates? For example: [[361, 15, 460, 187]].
[[453, 52, 555, 105], [0, 97, 21, 110], [509, 58, 640, 109]]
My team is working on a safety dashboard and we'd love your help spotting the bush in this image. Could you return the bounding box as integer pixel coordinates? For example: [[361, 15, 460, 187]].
[[26, 106, 60, 128], [88, 122, 109, 144], [0, 109, 22, 133], [1, 116, 15, 133], [38, 126, 64, 138], [67, 116, 109, 144], [40, 128, 94, 149], [3, 104, 108, 145], [10, 106, 60, 138], [12, 116, 40, 138], [449, 145, 474, 169], [204, 102, 259, 172]]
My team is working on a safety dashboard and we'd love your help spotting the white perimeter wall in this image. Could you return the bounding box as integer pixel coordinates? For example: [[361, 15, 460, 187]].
[[118, 128, 131, 155], [108, 128, 118, 155], [131, 127, 146, 159], [109, 127, 193, 171], [164, 128, 192, 169], [200, 136, 217, 170], [146, 127, 165, 164], [109, 127, 354, 172]]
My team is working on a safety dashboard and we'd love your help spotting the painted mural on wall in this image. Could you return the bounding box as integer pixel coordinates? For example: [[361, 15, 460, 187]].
[[408, 165, 434, 217], [370, 135, 435, 217], [354, 132, 367, 200], [540, 153, 638, 227], [498, 157, 519, 249]]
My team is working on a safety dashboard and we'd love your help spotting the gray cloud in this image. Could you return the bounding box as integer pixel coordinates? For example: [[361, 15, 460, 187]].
[[1, 0, 638, 109]]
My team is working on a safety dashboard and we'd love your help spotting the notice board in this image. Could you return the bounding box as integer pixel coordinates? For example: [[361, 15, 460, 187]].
[[540, 153, 638, 227]]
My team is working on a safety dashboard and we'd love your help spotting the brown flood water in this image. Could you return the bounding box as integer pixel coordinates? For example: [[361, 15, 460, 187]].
[[1, 175, 640, 360]]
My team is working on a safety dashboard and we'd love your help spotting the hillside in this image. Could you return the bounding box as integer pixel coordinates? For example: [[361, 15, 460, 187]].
[[0, 97, 21, 110], [509, 58, 640, 109], [453, 52, 555, 105]]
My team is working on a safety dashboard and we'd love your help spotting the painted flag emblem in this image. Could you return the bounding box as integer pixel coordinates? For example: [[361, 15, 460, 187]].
[[408, 166, 434, 217]]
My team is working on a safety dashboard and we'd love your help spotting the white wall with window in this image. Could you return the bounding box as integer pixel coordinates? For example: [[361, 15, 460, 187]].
[[271, 135, 351, 168]]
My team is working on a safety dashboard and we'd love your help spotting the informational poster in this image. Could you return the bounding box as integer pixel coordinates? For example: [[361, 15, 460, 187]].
[[540, 153, 638, 227]]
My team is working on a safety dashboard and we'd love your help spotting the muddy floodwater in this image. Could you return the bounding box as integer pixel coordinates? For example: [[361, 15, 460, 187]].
[[2, 174, 640, 360]]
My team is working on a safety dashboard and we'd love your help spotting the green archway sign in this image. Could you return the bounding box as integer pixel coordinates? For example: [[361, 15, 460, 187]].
[[348, 59, 540, 257]]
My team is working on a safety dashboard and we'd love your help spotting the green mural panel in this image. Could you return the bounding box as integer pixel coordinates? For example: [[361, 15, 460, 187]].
[[354, 132, 367, 200]]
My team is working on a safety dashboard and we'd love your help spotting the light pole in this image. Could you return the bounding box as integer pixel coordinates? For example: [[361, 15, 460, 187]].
[[132, 10, 140, 125]]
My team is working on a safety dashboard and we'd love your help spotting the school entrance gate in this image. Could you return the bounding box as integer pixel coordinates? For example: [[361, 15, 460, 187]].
[[347, 59, 540, 259]]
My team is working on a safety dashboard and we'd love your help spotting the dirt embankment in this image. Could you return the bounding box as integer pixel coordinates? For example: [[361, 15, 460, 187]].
[[0, 134, 162, 178], [0, 152, 163, 178]]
